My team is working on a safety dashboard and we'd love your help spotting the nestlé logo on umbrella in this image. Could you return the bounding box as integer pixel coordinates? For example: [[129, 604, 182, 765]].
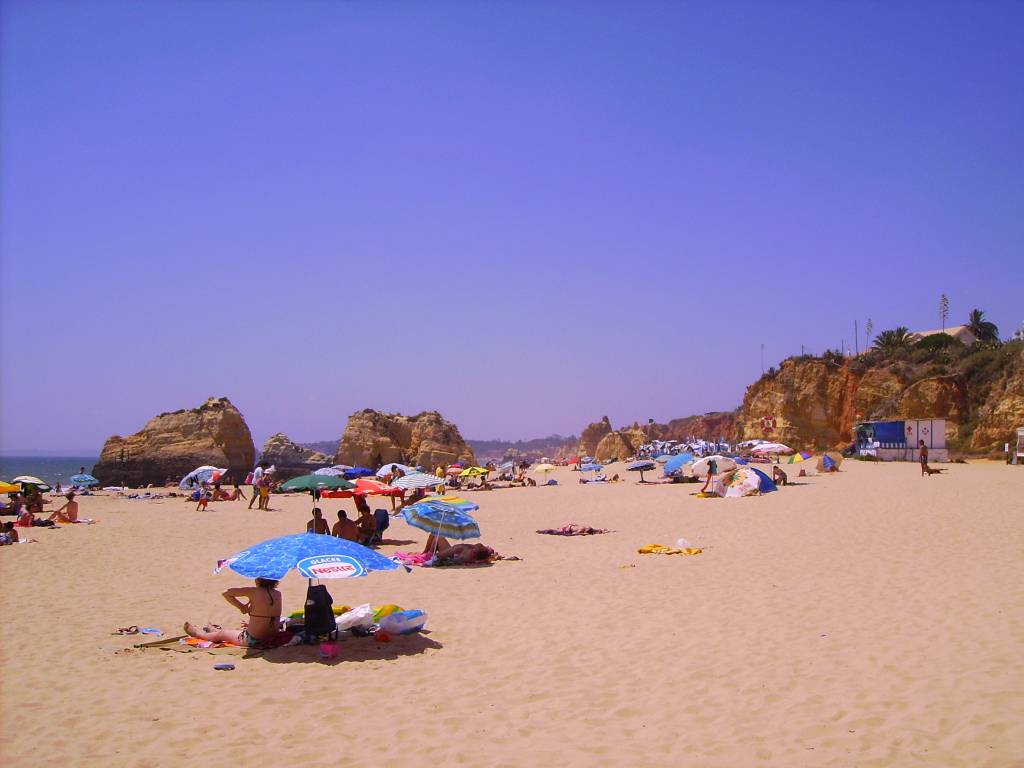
[[296, 554, 366, 579]]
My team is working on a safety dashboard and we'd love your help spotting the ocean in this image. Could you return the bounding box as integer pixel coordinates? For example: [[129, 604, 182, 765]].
[[0, 456, 100, 487]]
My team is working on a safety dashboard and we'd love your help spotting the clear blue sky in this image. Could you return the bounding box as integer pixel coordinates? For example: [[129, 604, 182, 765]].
[[1, 0, 1021, 454]]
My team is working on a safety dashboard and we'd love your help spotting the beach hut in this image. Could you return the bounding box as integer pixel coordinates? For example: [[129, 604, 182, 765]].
[[854, 419, 948, 462]]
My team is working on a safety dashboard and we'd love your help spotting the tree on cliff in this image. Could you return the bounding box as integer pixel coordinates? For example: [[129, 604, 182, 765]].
[[873, 327, 913, 354], [967, 309, 999, 345]]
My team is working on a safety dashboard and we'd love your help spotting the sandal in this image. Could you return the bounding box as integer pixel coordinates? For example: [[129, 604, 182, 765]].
[[114, 625, 139, 635]]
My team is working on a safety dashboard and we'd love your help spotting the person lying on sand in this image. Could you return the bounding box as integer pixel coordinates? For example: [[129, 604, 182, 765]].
[[432, 541, 498, 565], [536, 524, 610, 536], [47, 492, 79, 523], [184, 578, 282, 647]]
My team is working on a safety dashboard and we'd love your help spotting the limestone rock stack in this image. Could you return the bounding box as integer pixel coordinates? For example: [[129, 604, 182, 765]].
[[335, 409, 475, 470], [93, 397, 255, 486]]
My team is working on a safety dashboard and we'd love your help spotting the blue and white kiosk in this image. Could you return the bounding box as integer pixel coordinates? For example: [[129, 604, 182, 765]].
[[855, 418, 949, 462]]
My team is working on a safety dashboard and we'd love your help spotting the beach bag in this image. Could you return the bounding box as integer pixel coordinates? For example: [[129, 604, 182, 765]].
[[335, 604, 374, 631], [304, 584, 337, 640]]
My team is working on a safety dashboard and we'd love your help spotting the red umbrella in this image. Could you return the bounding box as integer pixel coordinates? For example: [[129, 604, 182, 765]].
[[353, 478, 403, 497], [566, 456, 580, 464]]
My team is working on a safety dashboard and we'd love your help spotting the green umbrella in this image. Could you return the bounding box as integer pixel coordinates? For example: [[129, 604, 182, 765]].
[[280, 474, 355, 492]]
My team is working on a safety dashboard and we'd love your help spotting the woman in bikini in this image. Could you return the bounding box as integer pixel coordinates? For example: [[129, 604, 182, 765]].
[[184, 578, 282, 647]]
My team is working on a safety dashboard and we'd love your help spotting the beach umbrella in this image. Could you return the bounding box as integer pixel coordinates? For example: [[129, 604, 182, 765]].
[[214, 533, 400, 581], [721, 466, 777, 497], [653, 455, 670, 464], [458, 466, 489, 478], [580, 463, 603, 472], [0, 481, 21, 494], [627, 460, 656, 482], [663, 453, 695, 476], [376, 463, 414, 478], [750, 467, 778, 492], [69, 473, 99, 487], [448, 463, 464, 470], [344, 467, 374, 479], [13, 475, 52, 492], [751, 442, 793, 455], [788, 451, 814, 464], [313, 466, 351, 476], [178, 466, 226, 490], [353, 478, 404, 497], [817, 453, 843, 472], [498, 461, 514, 472], [689, 456, 738, 479], [532, 463, 556, 474], [280, 474, 355, 492], [566, 456, 580, 465], [421, 495, 480, 512], [401, 500, 481, 540], [391, 472, 445, 491]]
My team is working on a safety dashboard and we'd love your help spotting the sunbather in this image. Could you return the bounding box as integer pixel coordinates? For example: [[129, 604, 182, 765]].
[[48, 492, 79, 523], [536, 524, 610, 535], [0, 521, 19, 544], [306, 507, 330, 534], [332, 510, 358, 541], [433, 542, 497, 565], [183, 578, 282, 647]]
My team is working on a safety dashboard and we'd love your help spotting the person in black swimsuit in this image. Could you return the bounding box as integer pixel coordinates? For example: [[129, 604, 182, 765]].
[[184, 578, 282, 647]]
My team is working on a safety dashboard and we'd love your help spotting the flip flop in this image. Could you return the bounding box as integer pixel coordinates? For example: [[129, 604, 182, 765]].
[[114, 626, 139, 635]]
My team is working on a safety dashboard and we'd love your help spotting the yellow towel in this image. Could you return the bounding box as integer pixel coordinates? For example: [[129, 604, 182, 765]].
[[638, 544, 703, 556]]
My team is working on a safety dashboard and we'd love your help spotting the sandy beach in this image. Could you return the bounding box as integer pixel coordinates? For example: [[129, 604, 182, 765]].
[[1, 461, 1022, 767]]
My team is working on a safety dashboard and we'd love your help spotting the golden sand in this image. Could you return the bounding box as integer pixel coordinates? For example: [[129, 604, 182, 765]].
[[1, 461, 1022, 766]]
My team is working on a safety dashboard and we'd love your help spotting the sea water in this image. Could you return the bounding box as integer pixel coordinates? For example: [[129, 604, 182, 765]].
[[0, 456, 99, 487]]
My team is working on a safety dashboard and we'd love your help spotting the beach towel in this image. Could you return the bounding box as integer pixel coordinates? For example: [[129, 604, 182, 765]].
[[536, 524, 610, 536], [395, 551, 433, 567], [638, 544, 703, 555]]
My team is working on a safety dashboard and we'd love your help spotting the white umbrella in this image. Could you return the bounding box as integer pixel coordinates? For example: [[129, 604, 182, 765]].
[[751, 443, 793, 455], [313, 466, 349, 476], [689, 456, 737, 478], [376, 463, 414, 478], [391, 472, 445, 491], [178, 466, 227, 490]]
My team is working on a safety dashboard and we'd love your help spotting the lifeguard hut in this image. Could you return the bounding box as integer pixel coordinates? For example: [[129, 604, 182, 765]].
[[854, 418, 949, 462]]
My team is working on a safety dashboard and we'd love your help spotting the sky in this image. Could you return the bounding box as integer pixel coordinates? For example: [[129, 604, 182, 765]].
[[1, 0, 1021, 454]]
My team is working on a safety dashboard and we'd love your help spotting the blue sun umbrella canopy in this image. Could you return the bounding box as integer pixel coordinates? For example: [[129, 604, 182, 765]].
[[401, 500, 481, 540], [215, 533, 401, 580], [580, 463, 603, 472], [749, 467, 778, 492], [69, 473, 99, 487], [663, 453, 695, 476], [344, 467, 374, 479], [627, 460, 656, 471]]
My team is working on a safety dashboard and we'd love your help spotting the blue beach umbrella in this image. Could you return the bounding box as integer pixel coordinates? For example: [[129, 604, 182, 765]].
[[627, 460, 656, 482], [69, 473, 99, 487], [663, 453, 694, 476], [749, 467, 778, 493], [580, 463, 603, 472], [214, 533, 401, 580], [401, 500, 481, 540], [344, 467, 374, 479]]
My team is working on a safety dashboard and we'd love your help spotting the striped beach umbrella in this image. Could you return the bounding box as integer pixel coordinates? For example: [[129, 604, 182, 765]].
[[70, 473, 99, 487], [391, 472, 445, 491], [401, 500, 481, 540]]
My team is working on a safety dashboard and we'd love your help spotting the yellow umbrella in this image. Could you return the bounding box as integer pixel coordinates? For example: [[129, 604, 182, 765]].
[[0, 481, 21, 493], [532, 463, 556, 474], [459, 467, 489, 478]]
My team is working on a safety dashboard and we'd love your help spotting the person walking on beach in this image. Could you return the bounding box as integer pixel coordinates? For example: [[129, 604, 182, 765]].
[[248, 464, 263, 509], [701, 457, 719, 494]]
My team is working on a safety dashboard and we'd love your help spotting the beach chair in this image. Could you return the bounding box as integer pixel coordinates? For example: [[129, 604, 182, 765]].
[[303, 583, 337, 642], [370, 508, 390, 545]]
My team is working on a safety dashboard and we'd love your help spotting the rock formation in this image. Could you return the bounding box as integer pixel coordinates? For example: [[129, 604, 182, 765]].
[[577, 417, 613, 457], [594, 431, 636, 461], [970, 345, 1024, 451], [259, 433, 332, 478], [335, 410, 475, 469], [93, 397, 255, 487]]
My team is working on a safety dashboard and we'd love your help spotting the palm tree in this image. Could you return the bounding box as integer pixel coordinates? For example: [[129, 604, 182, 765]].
[[873, 326, 913, 354], [966, 309, 999, 344]]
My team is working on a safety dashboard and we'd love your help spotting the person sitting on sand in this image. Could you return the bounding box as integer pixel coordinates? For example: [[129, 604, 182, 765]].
[[48, 492, 80, 523], [306, 507, 330, 534], [356, 506, 376, 545], [226, 484, 247, 501], [184, 578, 282, 648], [772, 466, 788, 486], [332, 510, 358, 541], [1, 521, 20, 545]]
